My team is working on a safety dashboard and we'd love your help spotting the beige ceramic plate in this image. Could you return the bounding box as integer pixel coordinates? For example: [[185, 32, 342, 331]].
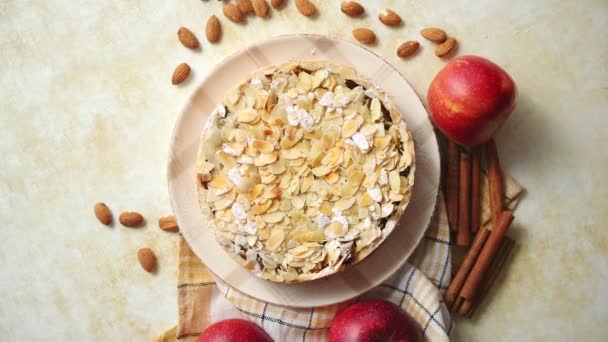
[[168, 34, 440, 308]]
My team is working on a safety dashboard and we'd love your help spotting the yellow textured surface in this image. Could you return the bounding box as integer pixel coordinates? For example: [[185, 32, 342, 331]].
[[0, 0, 607, 340]]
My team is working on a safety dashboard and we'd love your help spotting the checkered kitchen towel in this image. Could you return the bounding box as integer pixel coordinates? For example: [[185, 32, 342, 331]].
[[154, 172, 523, 342]]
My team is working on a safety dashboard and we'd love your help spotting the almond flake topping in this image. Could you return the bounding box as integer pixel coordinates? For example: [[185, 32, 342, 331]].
[[197, 62, 415, 283]]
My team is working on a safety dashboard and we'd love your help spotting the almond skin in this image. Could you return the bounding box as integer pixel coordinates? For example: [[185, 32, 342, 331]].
[[397, 41, 420, 58], [295, 0, 316, 17], [236, 0, 254, 15], [251, 0, 270, 17], [177, 27, 199, 49], [137, 248, 157, 273], [352, 28, 376, 45], [206, 15, 221, 43], [119, 211, 144, 227], [421, 27, 447, 43], [172, 63, 191, 85], [341, 1, 364, 17], [378, 9, 402, 26], [435, 37, 457, 57], [158, 215, 179, 233], [223, 3, 245, 23], [270, 0, 285, 9], [94, 203, 112, 226]]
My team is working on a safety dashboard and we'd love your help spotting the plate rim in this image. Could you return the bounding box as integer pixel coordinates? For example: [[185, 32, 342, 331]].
[[167, 33, 440, 308]]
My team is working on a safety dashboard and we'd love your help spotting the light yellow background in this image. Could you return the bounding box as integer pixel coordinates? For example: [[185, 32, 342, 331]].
[[1, 0, 606, 341]]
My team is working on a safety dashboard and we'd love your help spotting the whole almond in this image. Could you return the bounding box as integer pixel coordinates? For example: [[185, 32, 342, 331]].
[[137, 248, 157, 273], [94, 202, 112, 226], [177, 27, 199, 50], [251, 0, 269, 17], [397, 41, 420, 58], [352, 28, 376, 45], [435, 37, 457, 57], [341, 1, 364, 17], [158, 215, 179, 233], [295, 0, 317, 17], [223, 3, 245, 23], [421, 27, 447, 43], [270, 0, 285, 9], [119, 211, 144, 227], [172, 63, 191, 85], [378, 9, 402, 26], [236, 0, 254, 15], [206, 15, 221, 43]]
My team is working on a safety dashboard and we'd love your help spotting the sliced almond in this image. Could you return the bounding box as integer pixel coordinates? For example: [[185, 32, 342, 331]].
[[279, 198, 293, 211], [324, 171, 340, 184], [325, 221, 348, 238], [335, 197, 357, 211], [359, 192, 373, 207], [312, 165, 331, 177], [263, 211, 284, 224], [389, 170, 401, 193], [209, 175, 231, 189], [298, 72, 313, 91], [301, 173, 314, 193], [247, 184, 264, 201], [223, 142, 245, 156], [252, 140, 274, 153], [321, 147, 343, 168], [237, 108, 259, 123], [255, 152, 279, 166], [253, 199, 273, 215], [342, 116, 364, 138], [266, 229, 285, 251], [262, 185, 282, 199], [340, 171, 365, 198]]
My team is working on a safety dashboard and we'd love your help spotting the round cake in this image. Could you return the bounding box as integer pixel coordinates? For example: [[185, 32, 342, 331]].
[[196, 61, 415, 283]]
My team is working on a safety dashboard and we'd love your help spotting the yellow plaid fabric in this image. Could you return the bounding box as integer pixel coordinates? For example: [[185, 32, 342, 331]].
[[154, 172, 523, 342]]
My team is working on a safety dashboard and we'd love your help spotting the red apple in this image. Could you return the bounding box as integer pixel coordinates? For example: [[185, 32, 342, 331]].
[[328, 300, 423, 342], [198, 319, 273, 342], [427, 55, 516, 147]]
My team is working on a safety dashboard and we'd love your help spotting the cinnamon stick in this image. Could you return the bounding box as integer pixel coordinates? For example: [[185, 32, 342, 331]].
[[451, 296, 464, 313], [446, 141, 460, 231], [456, 151, 471, 246], [458, 239, 510, 316], [486, 139, 504, 225], [458, 211, 514, 302], [444, 226, 491, 306], [471, 147, 481, 233], [458, 299, 473, 316], [467, 237, 516, 317]]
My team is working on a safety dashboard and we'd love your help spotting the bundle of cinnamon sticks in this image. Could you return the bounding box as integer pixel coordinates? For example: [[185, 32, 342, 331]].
[[444, 138, 516, 317]]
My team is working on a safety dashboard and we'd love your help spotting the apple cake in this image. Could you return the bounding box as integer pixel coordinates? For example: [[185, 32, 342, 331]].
[[196, 61, 415, 283]]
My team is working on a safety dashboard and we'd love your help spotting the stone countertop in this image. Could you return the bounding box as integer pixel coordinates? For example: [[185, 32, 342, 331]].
[[1, 0, 606, 341]]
